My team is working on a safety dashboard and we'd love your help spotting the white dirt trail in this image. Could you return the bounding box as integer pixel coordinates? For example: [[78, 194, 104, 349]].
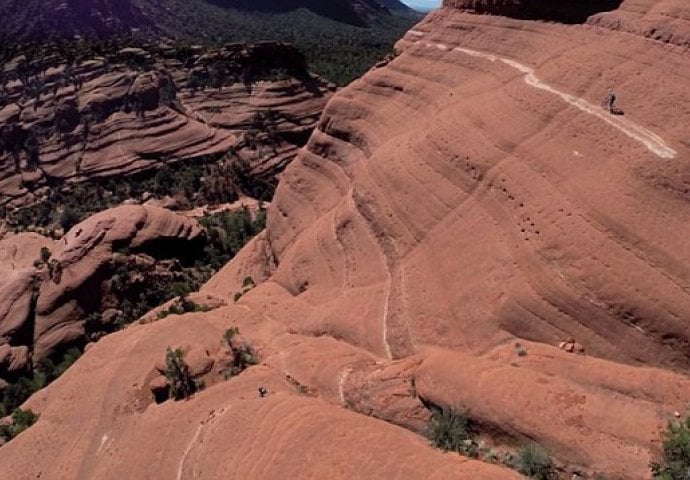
[[338, 365, 354, 405], [346, 188, 393, 359], [177, 406, 232, 480], [424, 42, 677, 159]]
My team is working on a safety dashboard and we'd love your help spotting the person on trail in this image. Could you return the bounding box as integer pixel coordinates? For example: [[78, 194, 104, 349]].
[[603, 88, 617, 114]]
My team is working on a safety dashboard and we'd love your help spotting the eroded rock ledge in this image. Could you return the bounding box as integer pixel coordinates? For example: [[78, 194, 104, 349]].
[[442, 0, 623, 23], [0, 42, 333, 207]]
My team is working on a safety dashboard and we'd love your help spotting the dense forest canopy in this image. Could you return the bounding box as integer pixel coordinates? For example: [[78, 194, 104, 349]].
[[0, 0, 420, 85]]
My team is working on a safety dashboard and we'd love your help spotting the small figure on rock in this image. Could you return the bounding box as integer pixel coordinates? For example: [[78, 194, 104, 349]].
[[258, 386, 268, 398], [602, 88, 624, 115]]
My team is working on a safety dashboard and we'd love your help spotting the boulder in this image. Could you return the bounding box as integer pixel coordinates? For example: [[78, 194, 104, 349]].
[[0, 271, 36, 345], [559, 340, 586, 355], [129, 72, 162, 110], [149, 375, 170, 403], [0, 345, 31, 374], [186, 348, 214, 378], [149, 375, 169, 393], [101, 309, 123, 326]]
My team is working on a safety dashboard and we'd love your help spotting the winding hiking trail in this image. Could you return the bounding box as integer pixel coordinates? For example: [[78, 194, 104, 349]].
[[420, 42, 677, 159]]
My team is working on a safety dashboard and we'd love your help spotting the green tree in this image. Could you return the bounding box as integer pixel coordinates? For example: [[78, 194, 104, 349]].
[[58, 206, 80, 232], [651, 417, 690, 479], [222, 327, 258, 378], [164, 348, 197, 401], [39, 246, 51, 263]]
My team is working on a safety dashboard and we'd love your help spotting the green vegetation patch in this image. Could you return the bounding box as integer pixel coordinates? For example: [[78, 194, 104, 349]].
[[428, 406, 477, 456], [0, 408, 39, 442], [164, 347, 201, 401], [1, 347, 81, 423], [157, 295, 214, 320], [222, 327, 259, 379], [516, 443, 555, 480], [0, 6, 417, 87], [651, 416, 690, 479]]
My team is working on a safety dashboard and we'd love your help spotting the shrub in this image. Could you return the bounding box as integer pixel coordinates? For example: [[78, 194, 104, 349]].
[[0, 408, 39, 442], [47, 259, 63, 283], [651, 417, 690, 479], [157, 295, 213, 319], [36, 347, 82, 379], [517, 443, 554, 480], [39, 247, 51, 263], [484, 449, 499, 463], [223, 327, 240, 346], [428, 406, 473, 453], [222, 327, 258, 378], [163, 347, 197, 400], [515, 342, 528, 357], [57, 206, 80, 232]]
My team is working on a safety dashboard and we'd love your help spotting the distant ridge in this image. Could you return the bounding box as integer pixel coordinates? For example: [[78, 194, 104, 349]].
[[0, 0, 413, 41]]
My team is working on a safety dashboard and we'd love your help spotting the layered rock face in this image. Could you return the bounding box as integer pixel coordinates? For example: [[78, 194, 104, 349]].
[[589, 0, 690, 47], [1, 1, 690, 479], [0, 43, 331, 207]]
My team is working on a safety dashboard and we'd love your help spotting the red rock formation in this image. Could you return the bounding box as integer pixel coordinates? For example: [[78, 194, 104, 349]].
[[0, 205, 203, 376], [0, 43, 331, 207], [1, 1, 689, 478]]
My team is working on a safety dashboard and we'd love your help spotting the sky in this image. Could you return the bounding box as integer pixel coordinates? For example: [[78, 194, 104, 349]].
[[401, 0, 442, 11]]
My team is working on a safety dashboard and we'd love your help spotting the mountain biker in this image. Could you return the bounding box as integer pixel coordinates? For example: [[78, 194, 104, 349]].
[[602, 88, 617, 114]]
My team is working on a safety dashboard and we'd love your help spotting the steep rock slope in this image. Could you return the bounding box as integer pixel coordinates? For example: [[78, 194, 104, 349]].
[[1, 1, 690, 479]]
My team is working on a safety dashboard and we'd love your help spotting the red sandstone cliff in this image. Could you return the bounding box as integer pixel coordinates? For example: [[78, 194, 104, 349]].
[[0, 1, 689, 478]]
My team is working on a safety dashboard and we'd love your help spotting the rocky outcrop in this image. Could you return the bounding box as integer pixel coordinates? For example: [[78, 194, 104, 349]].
[[1, 1, 690, 479], [0, 42, 332, 207], [588, 0, 690, 47], [0, 205, 203, 378], [444, 0, 690, 46]]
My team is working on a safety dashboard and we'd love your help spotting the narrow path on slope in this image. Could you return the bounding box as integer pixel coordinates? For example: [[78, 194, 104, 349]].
[[338, 365, 354, 405], [177, 405, 232, 480], [346, 188, 393, 359], [423, 42, 678, 159]]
